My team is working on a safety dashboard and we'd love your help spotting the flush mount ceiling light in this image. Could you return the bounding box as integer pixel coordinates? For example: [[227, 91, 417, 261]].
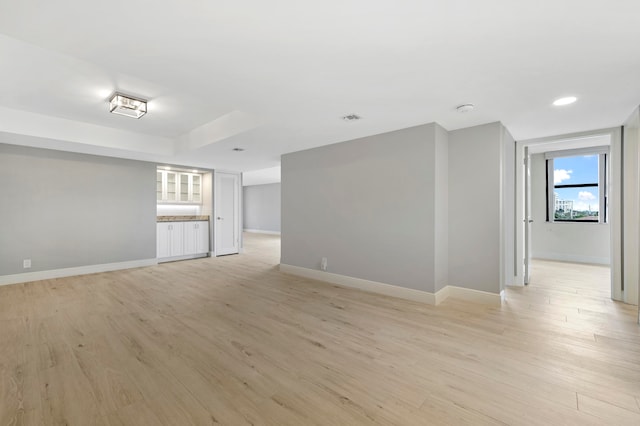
[[342, 114, 362, 121], [109, 93, 147, 118], [553, 96, 577, 106], [456, 104, 475, 113]]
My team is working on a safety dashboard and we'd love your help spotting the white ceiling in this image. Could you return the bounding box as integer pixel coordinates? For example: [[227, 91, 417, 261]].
[[1, 1, 639, 173]]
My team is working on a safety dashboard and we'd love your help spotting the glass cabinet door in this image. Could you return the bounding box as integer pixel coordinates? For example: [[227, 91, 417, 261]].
[[156, 171, 163, 201], [157, 170, 203, 203], [166, 172, 177, 201], [192, 174, 201, 202], [179, 173, 190, 202]]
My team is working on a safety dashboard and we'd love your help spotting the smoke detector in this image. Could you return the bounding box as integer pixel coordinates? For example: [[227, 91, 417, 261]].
[[456, 104, 475, 113], [342, 114, 362, 121]]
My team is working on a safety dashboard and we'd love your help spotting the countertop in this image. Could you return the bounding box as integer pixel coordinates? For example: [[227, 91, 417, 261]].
[[157, 215, 210, 222]]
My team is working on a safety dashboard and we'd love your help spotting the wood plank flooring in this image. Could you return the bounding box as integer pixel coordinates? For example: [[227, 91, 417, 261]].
[[1, 234, 639, 425]]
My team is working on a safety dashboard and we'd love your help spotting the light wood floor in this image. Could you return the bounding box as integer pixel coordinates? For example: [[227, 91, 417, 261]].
[[1, 234, 639, 425]]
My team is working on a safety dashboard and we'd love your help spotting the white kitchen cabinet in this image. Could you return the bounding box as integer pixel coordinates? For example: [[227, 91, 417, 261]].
[[158, 220, 208, 262], [157, 170, 202, 203], [156, 171, 163, 201], [157, 222, 184, 258], [183, 221, 209, 255]]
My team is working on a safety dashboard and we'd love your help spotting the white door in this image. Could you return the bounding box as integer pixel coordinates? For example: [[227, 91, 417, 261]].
[[524, 146, 532, 285], [215, 172, 240, 256]]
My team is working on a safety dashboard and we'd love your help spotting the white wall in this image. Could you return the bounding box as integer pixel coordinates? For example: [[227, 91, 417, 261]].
[[530, 153, 611, 264], [243, 183, 281, 233], [448, 122, 505, 295]]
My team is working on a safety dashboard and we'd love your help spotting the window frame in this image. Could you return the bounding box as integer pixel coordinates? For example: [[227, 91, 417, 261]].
[[545, 147, 608, 224]]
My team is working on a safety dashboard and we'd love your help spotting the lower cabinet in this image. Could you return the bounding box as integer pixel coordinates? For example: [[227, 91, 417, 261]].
[[157, 221, 209, 262], [184, 221, 209, 255]]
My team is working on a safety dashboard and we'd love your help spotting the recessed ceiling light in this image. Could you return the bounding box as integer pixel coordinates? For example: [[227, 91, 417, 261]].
[[342, 114, 362, 121], [233, 148, 245, 152], [109, 93, 147, 118], [553, 96, 577, 106], [456, 104, 475, 113]]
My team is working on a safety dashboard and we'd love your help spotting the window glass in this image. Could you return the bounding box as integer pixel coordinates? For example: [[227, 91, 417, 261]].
[[553, 187, 599, 221], [548, 152, 604, 223], [553, 155, 598, 186]]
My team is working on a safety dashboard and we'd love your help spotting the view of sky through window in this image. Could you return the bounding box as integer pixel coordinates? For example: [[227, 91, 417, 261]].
[[553, 155, 599, 220]]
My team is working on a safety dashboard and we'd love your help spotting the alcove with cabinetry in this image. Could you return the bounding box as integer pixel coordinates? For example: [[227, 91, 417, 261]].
[[156, 166, 214, 262]]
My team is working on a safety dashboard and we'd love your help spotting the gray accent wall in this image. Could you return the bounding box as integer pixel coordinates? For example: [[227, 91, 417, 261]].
[[433, 124, 449, 292], [282, 123, 447, 293], [0, 143, 156, 276], [502, 127, 516, 288], [448, 123, 505, 294], [243, 183, 281, 233], [282, 121, 511, 296]]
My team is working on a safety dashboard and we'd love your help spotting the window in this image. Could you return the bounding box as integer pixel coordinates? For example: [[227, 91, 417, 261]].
[[545, 148, 608, 223]]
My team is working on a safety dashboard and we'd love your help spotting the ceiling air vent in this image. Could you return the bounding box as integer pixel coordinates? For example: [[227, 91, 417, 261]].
[[342, 114, 362, 121]]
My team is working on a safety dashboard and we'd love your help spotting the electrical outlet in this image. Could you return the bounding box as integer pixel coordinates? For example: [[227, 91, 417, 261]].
[[23, 259, 31, 269], [321, 257, 327, 271]]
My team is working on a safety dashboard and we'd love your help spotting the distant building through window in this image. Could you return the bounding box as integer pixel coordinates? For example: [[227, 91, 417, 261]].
[[554, 194, 574, 219]]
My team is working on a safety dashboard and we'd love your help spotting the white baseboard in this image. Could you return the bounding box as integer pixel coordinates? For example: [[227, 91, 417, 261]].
[[279, 264, 502, 306], [0, 258, 158, 287], [157, 253, 208, 263], [448, 286, 504, 305], [434, 286, 450, 305], [243, 229, 281, 235], [532, 253, 610, 265]]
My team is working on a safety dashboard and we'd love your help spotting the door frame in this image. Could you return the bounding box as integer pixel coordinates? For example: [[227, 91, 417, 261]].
[[523, 146, 532, 285], [214, 170, 242, 256], [514, 127, 624, 301]]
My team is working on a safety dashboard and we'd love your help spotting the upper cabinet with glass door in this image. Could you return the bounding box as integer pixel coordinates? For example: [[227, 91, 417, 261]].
[[157, 169, 203, 204]]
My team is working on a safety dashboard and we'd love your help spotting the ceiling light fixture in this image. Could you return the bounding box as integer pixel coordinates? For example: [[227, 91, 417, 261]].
[[109, 93, 148, 118], [553, 96, 577, 106], [342, 114, 362, 121], [233, 148, 245, 152], [456, 104, 475, 113]]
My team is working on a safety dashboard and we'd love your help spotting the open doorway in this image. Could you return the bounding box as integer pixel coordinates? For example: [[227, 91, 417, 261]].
[[516, 131, 615, 300]]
